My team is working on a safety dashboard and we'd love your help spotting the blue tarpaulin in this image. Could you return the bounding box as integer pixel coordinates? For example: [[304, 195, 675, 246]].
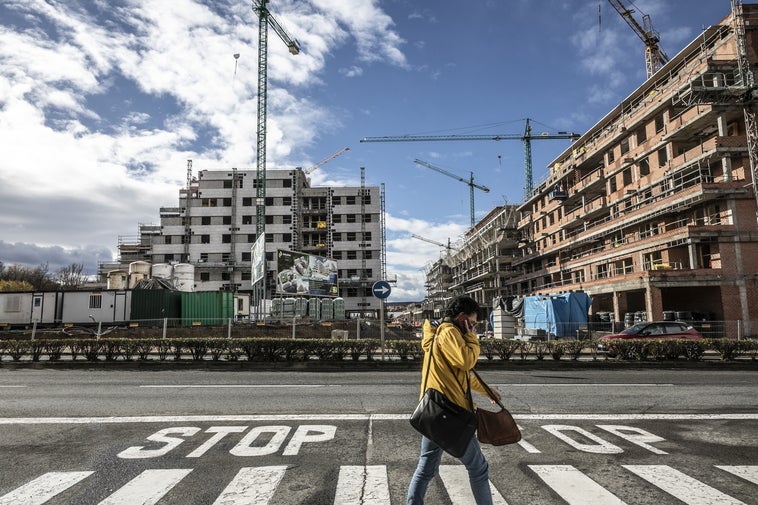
[[522, 292, 592, 338]]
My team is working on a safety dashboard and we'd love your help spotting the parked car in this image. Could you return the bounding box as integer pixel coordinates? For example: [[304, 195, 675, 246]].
[[597, 321, 703, 354]]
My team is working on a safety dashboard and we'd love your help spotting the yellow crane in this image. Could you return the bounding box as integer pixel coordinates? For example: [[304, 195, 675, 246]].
[[413, 159, 490, 227], [607, 0, 669, 79]]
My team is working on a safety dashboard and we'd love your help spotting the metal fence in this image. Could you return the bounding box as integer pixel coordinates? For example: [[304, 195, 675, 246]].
[[1, 318, 420, 342], [508, 320, 756, 341], [3, 318, 758, 342]]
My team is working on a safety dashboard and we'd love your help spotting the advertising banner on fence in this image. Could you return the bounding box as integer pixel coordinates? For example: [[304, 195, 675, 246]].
[[276, 250, 339, 296], [251, 235, 266, 285]]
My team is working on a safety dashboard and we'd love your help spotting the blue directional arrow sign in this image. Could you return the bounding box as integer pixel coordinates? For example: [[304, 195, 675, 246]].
[[372, 280, 392, 299]]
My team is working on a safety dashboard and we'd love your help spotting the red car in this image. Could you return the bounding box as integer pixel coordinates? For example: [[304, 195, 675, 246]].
[[600, 321, 703, 341]]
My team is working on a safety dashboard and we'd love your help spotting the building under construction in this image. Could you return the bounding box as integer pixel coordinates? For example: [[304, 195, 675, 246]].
[[500, 3, 758, 333], [420, 205, 521, 318], [101, 167, 385, 318], [416, 3, 758, 335]]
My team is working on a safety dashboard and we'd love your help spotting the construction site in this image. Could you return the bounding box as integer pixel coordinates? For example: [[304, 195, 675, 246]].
[[97, 1, 758, 335], [409, 1, 758, 338]]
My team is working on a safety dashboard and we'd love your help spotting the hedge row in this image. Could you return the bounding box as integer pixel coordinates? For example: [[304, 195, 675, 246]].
[[0, 338, 390, 363], [599, 338, 758, 361], [0, 337, 756, 363]]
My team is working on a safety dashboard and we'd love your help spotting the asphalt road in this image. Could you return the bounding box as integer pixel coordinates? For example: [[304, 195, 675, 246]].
[[0, 368, 756, 504]]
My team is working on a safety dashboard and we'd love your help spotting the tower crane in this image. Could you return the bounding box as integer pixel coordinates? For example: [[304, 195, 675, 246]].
[[252, 0, 300, 312], [303, 147, 350, 175], [411, 234, 456, 252], [252, 0, 300, 239], [607, 0, 669, 79], [413, 159, 490, 227], [361, 118, 579, 199]]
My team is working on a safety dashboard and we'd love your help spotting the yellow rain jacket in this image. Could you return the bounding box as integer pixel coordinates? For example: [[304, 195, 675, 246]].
[[418, 318, 488, 410]]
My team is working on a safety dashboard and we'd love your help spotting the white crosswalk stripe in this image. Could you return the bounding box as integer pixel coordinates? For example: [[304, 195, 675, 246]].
[[529, 465, 627, 505], [212, 466, 287, 505], [0, 464, 754, 504], [623, 465, 748, 505], [716, 466, 758, 486], [99, 469, 192, 505], [334, 465, 391, 505], [438, 465, 509, 504], [0, 471, 93, 505]]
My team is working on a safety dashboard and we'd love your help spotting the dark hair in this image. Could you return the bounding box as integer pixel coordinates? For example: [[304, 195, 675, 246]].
[[444, 295, 480, 318]]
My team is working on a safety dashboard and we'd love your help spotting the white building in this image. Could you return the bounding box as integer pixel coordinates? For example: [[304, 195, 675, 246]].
[[102, 167, 385, 318]]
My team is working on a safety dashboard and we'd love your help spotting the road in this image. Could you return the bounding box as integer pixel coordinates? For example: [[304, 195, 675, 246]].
[[0, 368, 756, 504]]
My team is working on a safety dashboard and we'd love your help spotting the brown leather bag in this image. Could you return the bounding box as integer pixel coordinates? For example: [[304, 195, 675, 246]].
[[472, 370, 522, 445]]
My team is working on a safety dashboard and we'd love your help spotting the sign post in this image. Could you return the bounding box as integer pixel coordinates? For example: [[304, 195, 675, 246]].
[[372, 281, 392, 360]]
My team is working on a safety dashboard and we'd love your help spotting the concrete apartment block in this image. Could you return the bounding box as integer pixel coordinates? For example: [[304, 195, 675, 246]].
[[106, 168, 384, 318]]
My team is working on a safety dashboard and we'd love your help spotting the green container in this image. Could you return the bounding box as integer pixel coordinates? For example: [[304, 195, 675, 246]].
[[181, 291, 234, 326], [130, 290, 182, 322]]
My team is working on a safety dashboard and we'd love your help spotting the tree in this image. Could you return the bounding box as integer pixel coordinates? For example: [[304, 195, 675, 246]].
[[57, 263, 87, 290], [0, 280, 34, 292], [0, 263, 57, 290]]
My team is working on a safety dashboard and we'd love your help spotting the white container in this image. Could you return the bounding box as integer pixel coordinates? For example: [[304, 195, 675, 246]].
[[128, 261, 151, 288], [129, 261, 151, 275], [173, 263, 195, 292], [151, 263, 173, 280], [107, 270, 129, 290], [493, 309, 517, 339]]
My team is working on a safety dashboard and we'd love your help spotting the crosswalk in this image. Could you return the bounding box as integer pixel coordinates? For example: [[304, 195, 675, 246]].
[[0, 464, 755, 504]]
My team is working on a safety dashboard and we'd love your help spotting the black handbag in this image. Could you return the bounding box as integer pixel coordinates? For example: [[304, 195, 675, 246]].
[[409, 327, 477, 458], [472, 370, 522, 445]]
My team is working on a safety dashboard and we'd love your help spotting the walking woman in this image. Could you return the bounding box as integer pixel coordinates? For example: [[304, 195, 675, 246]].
[[406, 295, 501, 505]]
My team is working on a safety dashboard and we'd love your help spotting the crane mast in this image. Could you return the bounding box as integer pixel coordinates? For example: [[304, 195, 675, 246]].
[[252, 0, 300, 315], [413, 159, 490, 227], [607, 0, 669, 79], [361, 118, 579, 199]]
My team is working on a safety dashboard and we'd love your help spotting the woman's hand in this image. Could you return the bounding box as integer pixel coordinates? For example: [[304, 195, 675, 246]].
[[463, 318, 475, 334]]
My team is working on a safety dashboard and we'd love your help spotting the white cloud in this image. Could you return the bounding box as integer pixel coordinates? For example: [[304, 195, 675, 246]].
[[339, 65, 363, 77], [0, 0, 423, 299], [383, 213, 466, 301], [311, 0, 408, 68]]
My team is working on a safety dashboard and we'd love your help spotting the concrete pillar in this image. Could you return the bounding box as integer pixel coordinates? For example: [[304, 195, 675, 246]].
[[612, 291, 620, 323], [645, 285, 663, 321], [688, 242, 698, 269], [717, 113, 733, 182]]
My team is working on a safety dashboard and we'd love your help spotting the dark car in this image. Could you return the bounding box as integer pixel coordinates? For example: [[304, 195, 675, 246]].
[[597, 321, 703, 354]]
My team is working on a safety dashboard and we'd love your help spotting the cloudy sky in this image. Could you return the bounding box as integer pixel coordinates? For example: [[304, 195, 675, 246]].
[[0, 0, 731, 300]]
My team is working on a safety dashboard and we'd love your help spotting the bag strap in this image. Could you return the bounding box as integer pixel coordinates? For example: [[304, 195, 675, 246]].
[[420, 327, 435, 392], [429, 323, 474, 411], [471, 369, 506, 410]]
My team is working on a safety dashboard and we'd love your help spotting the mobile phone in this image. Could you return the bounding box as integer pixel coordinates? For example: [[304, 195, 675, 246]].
[[455, 314, 469, 331]]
